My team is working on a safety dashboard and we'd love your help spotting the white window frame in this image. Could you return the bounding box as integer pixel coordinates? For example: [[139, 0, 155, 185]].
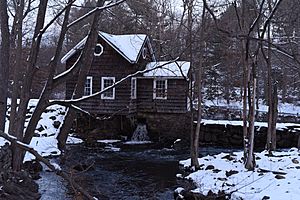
[[94, 43, 103, 56], [153, 79, 167, 99], [101, 77, 115, 100], [84, 76, 93, 96], [131, 77, 137, 99]]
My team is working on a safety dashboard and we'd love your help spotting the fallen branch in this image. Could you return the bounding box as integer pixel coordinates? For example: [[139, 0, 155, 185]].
[[258, 168, 287, 175], [0, 131, 96, 200]]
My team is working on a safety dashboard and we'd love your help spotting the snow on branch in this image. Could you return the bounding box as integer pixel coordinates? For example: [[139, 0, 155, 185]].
[[0, 130, 96, 200], [38, 0, 76, 38], [259, 0, 283, 38], [53, 52, 82, 83], [50, 57, 179, 106], [67, 0, 126, 29]]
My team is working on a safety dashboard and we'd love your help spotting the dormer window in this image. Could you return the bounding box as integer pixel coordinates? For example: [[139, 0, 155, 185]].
[[94, 43, 103, 56]]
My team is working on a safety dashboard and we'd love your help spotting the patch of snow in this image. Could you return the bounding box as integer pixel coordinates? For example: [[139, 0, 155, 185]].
[[180, 149, 300, 200], [176, 174, 184, 179], [66, 136, 83, 144], [0, 138, 8, 146], [104, 146, 120, 152], [174, 139, 182, 143], [50, 162, 62, 171], [174, 187, 185, 193], [97, 139, 121, 144], [204, 98, 300, 116], [24, 136, 61, 162], [144, 61, 190, 77], [123, 141, 152, 145], [4, 99, 81, 162], [200, 119, 300, 131]]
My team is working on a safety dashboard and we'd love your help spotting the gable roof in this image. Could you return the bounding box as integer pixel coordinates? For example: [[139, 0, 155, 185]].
[[144, 61, 190, 78], [61, 31, 154, 64]]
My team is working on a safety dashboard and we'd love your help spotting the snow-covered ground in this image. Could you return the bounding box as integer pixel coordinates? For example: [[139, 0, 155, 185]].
[[179, 148, 300, 200], [181, 98, 300, 199], [2, 99, 83, 162], [204, 98, 300, 116], [201, 119, 300, 132]]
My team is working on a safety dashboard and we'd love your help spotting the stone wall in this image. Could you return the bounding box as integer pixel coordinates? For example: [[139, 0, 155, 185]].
[[75, 114, 135, 140], [199, 123, 300, 148], [137, 113, 192, 143], [74, 112, 300, 149]]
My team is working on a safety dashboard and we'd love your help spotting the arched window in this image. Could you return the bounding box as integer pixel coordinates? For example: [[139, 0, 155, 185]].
[[142, 47, 148, 59]]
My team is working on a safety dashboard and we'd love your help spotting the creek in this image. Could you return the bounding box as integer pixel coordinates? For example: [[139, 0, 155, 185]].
[[38, 141, 240, 200]]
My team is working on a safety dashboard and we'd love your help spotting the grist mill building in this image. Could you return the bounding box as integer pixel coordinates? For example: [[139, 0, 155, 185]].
[[62, 31, 191, 140]]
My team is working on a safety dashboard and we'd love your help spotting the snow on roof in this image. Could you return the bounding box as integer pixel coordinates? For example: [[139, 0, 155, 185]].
[[144, 61, 190, 78], [61, 36, 87, 63], [61, 31, 148, 64], [99, 31, 147, 64]]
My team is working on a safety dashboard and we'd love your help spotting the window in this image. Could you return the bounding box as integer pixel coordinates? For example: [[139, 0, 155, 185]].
[[101, 77, 115, 99], [84, 76, 93, 96], [131, 77, 137, 99], [142, 47, 147, 59], [153, 79, 167, 99], [94, 43, 103, 56]]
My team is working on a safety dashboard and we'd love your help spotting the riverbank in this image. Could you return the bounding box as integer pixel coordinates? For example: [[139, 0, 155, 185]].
[[178, 148, 300, 200]]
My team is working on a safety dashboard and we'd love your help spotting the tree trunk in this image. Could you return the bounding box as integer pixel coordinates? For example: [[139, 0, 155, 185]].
[[266, 35, 273, 151], [271, 84, 278, 150], [9, 0, 25, 135], [57, 0, 105, 152], [23, 0, 72, 144], [11, 0, 49, 171], [0, 0, 10, 131], [245, 77, 256, 170]]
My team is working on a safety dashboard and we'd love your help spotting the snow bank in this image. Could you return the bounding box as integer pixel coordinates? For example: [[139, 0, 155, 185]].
[[180, 148, 300, 200], [4, 99, 83, 162], [201, 119, 300, 132]]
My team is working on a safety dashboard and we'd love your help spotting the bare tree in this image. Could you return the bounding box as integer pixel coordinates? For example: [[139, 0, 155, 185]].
[[0, 0, 126, 171], [0, 0, 10, 131]]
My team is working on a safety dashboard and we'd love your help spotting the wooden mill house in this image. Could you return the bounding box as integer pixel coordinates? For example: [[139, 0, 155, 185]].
[[62, 31, 191, 140]]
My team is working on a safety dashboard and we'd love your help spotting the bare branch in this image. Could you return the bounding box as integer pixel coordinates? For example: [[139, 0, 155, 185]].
[[38, 0, 76, 37], [67, 0, 126, 28]]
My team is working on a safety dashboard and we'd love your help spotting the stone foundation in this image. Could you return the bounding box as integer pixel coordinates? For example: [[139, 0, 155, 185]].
[[74, 113, 300, 149]]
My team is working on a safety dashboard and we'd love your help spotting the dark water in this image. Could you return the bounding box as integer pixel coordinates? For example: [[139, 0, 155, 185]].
[[69, 146, 189, 200], [39, 144, 240, 200]]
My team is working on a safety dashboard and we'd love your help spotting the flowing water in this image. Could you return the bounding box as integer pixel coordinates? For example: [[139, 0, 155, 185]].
[[131, 124, 149, 142], [38, 142, 240, 199]]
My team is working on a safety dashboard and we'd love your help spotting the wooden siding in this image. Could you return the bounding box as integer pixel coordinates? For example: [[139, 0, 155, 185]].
[[65, 35, 187, 115], [66, 37, 139, 115], [136, 78, 188, 113]]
